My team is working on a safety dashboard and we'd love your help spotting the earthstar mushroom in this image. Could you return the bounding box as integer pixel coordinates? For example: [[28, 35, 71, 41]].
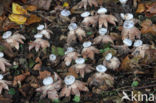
[[122, 20, 141, 41], [77, 0, 98, 10], [29, 34, 50, 52], [2, 31, 26, 50], [67, 23, 86, 44], [0, 52, 11, 72], [88, 65, 114, 94], [36, 73, 62, 101], [82, 41, 99, 60], [69, 58, 94, 78], [60, 75, 89, 97], [37, 24, 53, 39], [97, 7, 118, 28], [93, 28, 114, 44], [103, 53, 120, 70], [64, 47, 80, 66], [0, 74, 12, 94]]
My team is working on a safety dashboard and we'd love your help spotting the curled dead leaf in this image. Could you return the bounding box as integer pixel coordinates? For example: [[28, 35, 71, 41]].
[[0, 41, 14, 57], [66, 68, 78, 78], [25, 5, 37, 11], [12, 2, 28, 15], [136, 3, 145, 13], [13, 72, 30, 86], [26, 14, 41, 25], [38, 70, 51, 79], [120, 56, 131, 71], [9, 14, 27, 25], [120, 56, 141, 71], [0, 17, 20, 31], [30, 0, 52, 10], [33, 57, 42, 70], [26, 76, 39, 88], [146, 2, 156, 14], [141, 19, 156, 35]]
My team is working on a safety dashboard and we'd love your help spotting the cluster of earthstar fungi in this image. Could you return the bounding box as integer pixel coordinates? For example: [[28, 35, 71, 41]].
[[0, 0, 152, 102]]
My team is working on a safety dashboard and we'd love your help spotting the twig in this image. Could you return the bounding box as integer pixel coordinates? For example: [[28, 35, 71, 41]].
[[115, 84, 156, 92]]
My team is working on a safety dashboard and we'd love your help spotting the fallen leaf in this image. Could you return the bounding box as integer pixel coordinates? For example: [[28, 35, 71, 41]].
[[26, 76, 39, 88], [146, 2, 156, 14], [2, 19, 20, 31], [141, 19, 156, 35], [0, 97, 12, 103], [18, 84, 31, 97], [0, 41, 14, 57], [120, 56, 132, 71], [0, 0, 12, 16], [136, 3, 145, 13], [33, 57, 42, 70], [63, 2, 69, 8], [21, 0, 27, 3], [9, 14, 27, 24], [25, 5, 37, 11], [110, 32, 121, 41], [12, 2, 27, 15], [26, 14, 41, 25], [0, 16, 20, 31], [120, 56, 141, 71], [38, 70, 51, 79], [67, 68, 78, 78], [30, 0, 52, 10], [141, 49, 156, 64], [13, 72, 30, 86], [141, 19, 152, 34]]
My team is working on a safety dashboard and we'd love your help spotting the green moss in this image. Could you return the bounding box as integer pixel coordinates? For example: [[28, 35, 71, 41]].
[[8, 88, 16, 95], [73, 96, 80, 103], [51, 46, 64, 56], [52, 99, 60, 103], [131, 81, 139, 87]]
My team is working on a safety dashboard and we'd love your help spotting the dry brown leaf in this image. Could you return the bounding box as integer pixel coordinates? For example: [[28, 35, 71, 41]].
[[0, 18, 20, 31], [120, 56, 141, 71], [38, 70, 51, 79], [141, 49, 156, 64], [30, 0, 52, 10], [13, 72, 30, 86], [26, 14, 41, 25], [67, 68, 78, 78], [0, 97, 12, 103], [33, 57, 42, 70], [26, 76, 39, 88], [18, 84, 29, 97], [0, 0, 12, 16], [141, 19, 152, 34], [141, 19, 156, 35], [136, 3, 145, 13], [21, 0, 27, 3], [0, 41, 14, 57], [27, 53, 34, 59], [146, 2, 156, 14], [25, 5, 37, 11], [120, 56, 131, 71], [110, 32, 121, 41]]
